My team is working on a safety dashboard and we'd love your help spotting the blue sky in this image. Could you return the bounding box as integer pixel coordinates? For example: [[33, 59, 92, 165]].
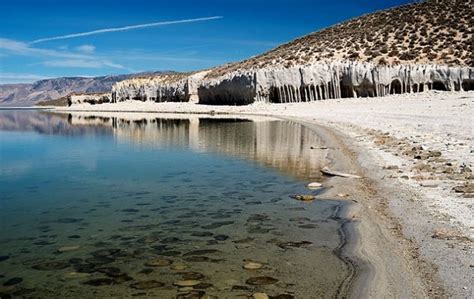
[[0, 0, 413, 83]]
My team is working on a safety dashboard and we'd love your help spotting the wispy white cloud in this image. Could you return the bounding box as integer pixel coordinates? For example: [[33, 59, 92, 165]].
[[0, 72, 51, 84], [30, 16, 223, 44], [42, 59, 124, 69], [75, 44, 96, 53], [0, 38, 128, 70]]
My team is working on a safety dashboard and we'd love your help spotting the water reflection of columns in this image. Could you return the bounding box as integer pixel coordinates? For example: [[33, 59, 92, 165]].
[[188, 118, 200, 150]]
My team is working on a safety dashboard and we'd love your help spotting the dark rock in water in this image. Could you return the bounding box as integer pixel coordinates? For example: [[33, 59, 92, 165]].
[[214, 234, 229, 241], [191, 231, 214, 237], [86, 256, 115, 265], [91, 248, 121, 257], [183, 249, 220, 256], [0, 292, 12, 299], [32, 261, 69, 271], [73, 263, 96, 273], [55, 218, 83, 224], [179, 271, 205, 280], [271, 294, 295, 299], [145, 258, 173, 267], [0, 256, 9, 262], [245, 276, 278, 285], [201, 221, 234, 229], [129, 280, 164, 289], [289, 217, 311, 222], [97, 267, 121, 277], [176, 290, 206, 299], [33, 240, 55, 246], [3, 277, 23, 286], [68, 235, 81, 239], [114, 274, 134, 283], [83, 278, 116, 286], [184, 256, 211, 262], [277, 241, 312, 249], [138, 268, 153, 275], [231, 285, 251, 291], [68, 258, 83, 264], [298, 224, 318, 229]]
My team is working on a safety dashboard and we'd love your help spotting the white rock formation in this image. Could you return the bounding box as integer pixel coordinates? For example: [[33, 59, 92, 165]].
[[91, 61, 474, 107], [198, 61, 474, 105], [69, 93, 112, 106], [111, 71, 209, 104]]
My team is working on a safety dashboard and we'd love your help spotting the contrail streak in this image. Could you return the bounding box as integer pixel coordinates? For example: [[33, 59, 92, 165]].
[[30, 16, 223, 44]]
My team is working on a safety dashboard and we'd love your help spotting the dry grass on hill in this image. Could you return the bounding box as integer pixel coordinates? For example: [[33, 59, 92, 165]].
[[209, 0, 472, 78]]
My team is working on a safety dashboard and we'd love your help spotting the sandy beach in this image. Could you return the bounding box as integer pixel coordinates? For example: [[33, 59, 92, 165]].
[[54, 90, 474, 297]]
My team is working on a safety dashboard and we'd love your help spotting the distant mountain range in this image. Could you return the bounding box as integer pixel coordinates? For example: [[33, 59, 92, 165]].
[[0, 73, 165, 107]]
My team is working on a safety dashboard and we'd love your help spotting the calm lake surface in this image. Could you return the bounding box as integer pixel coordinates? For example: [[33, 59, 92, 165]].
[[0, 110, 353, 298]]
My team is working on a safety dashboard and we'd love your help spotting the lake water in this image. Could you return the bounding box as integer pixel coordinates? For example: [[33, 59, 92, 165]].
[[0, 110, 354, 298]]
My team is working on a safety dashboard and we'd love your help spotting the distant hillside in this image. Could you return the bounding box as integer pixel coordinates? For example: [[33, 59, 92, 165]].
[[0, 72, 166, 107], [209, 0, 472, 77]]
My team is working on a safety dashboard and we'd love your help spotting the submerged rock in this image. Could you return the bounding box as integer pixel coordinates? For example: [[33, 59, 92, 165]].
[[243, 261, 263, 270], [173, 280, 201, 287], [32, 261, 69, 271], [290, 195, 315, 202], [82, 278, 116, 286], [3, 277, 23, 286], [0, 256, 9, 262], [183, 249, 220, 256], [245, 276, 278, 285], [145, 258, 173, 267], [130, 280, 165, 289], [307, 182, 323, 189]]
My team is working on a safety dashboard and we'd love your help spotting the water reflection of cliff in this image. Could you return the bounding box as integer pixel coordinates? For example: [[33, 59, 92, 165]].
[[0, 111, 327, 180], [68, 113, 328, 180], [0, 110, 112, 136]]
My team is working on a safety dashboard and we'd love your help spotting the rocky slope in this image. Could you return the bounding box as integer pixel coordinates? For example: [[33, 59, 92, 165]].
[[0, 73, 165, 107], [105, 0, 472, 106]]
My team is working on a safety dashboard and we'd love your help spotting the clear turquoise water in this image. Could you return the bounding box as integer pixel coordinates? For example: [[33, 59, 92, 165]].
[[0, 111, 352, 298]]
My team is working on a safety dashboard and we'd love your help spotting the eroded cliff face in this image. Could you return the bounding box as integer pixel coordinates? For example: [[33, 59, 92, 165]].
[[69, 93, 112, 106], [198, 61, 474, 105], [76, 61, 473, 107], [111, 71, 208, 104]]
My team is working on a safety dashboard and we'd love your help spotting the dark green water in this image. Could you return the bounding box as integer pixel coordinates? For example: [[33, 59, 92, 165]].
[[0, 111, 352, 298]]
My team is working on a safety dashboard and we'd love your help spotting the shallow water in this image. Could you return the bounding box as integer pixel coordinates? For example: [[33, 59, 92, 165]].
[[0, 110, 353, 298]]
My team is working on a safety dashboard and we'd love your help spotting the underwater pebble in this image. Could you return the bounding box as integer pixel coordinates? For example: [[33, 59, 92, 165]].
[[145, 258, 173, 267], [3, 277, 23, 286], [214, 234, 229, 241], [130, 280, 165, 289], [243, 261, 263, 270], [307, 182, 323, 189], [290, 194, 315, 201], [82, 278, 115, 286], [32, 261, 69, 271], [253, 293, 269, 299], [246, 276, 278, 285], [63, 272, 91, 279], [171, 264, 188, 271], [57, 246, 80, 253], [173, 280, 201, 287]]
